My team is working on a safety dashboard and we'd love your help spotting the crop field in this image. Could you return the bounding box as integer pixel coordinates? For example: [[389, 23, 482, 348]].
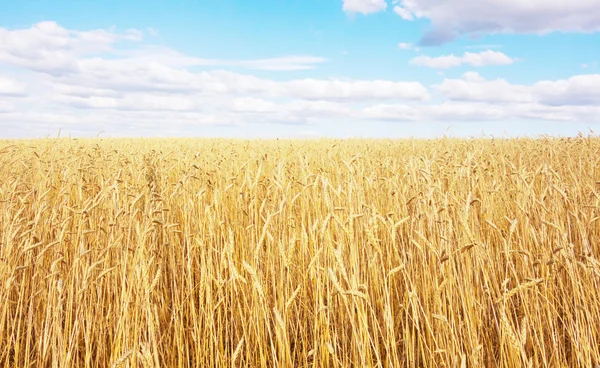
[[0, 137, 599, 367]]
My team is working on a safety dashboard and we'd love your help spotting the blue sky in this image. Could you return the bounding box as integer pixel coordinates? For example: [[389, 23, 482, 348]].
[[0, 0, 599, 138]]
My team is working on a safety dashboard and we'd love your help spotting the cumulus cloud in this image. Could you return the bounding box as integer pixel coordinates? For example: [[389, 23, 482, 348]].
[[533, 74, 600, 106], [285, 78, 428, 101], [233, 56, 327, 71], [343, 0, 387, 14], [435, 72, 532, 103], [410, 50, 515, 68], [51, 58, 428, 101], [425, 102, 507, 121], [436, 72, 600, 107], [0, 21, 433, 136], [0, 23, 326, 75], [55, 93, 206, 112], [230, 98, 354, 125], [0, 21, 143, 75], [1, 21, 600, 137], [393, 6, 414, 20], [391, 0, 600, 45], [360, 101, 600, 124], [362, 104, 421, 121], [0, 76, 27, 96], [118, 46, 328, 71], [0, 101, 15, 113]]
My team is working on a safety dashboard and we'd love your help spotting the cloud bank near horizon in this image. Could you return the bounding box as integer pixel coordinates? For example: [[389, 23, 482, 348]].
[[1, 21, 599, 137]]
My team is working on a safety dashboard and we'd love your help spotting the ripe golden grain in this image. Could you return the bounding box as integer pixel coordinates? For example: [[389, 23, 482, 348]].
[[0, 137, 599, 367]]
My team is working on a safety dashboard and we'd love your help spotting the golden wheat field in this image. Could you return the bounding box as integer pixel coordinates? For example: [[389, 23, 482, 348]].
[[1, 137, 599, 367]]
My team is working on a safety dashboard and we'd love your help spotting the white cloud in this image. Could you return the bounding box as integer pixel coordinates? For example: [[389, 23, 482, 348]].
[[362, 104, 420, 121], [343, 0, 387, 14], [120, 46, 327, 71], [435, 72, 532, 103], [284, 78, 429, 101], [0, 23, 327, 74], [359, 101, 600, 124], [55, 93, 205, 111], [230, 98, 353, 124], [0, 101, 15, 113], [391, 0, 600, 45], [226, 56, 327, 71], [533, 74, 600, 106], [393, 6, 414, 20], [398, 42, 419, 51], [0, 21, 143, 75], [231, 97, 279, 113], [410, 50, 515, 68], [122, 29, 144, 41], [436, 72, 600, 107], [425, 101, 507, 121], [0, 76, 27, 96], [1, 21, 600, 137], [0, 21, 434, 136], [51, 57, 427, 101]]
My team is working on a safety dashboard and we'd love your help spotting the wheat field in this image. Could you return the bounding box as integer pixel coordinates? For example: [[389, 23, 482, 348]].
[[0, 137, 599, 367]]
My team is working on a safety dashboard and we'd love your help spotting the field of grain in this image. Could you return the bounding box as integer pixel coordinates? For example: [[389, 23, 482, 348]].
[[0, 137, 599, 367]]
